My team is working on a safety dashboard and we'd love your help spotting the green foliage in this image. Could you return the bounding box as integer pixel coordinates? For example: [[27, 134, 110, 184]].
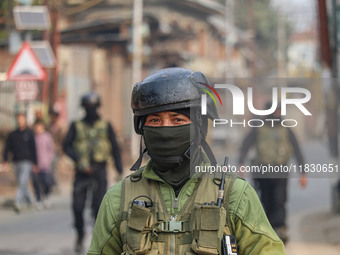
[[0, 0, 14, 40], [0, 29, 8, 40], [218, 0, 292, 76], [253, 0, 278, 48], [234, 0, 280, 75]]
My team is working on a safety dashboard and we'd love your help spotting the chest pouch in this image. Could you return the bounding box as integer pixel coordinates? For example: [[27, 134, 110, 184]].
[[124, 203, 159, 254], [191, 204, 227, 255]]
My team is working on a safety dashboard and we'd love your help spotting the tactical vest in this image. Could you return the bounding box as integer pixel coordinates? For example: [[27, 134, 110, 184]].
[[73, 120, 111, 169], [256, 125, 293, 165], [119, 168, 236, 255]]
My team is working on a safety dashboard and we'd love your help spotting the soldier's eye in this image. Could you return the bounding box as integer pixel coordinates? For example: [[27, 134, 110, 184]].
[[150, 118, 160, 122], [146, 118, 161, 124], [174, 118, 185, 122]]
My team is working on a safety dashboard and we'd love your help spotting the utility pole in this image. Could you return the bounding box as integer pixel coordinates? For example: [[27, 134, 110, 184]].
[[277, 14, 287, 78], [331, 0, 338, 78], [317, 0, 338, 159], [317, 1, 340, 214], [225, 0, 234, 80], [277, 13, 287, 91], [41, 0, 59, 109], [42, 0, 49, 105], [50, 5, 59, 108], [246, 0, 255, 77], [131, 0, 143, 160], [330, 0, 340, 213], [318, 0, 332, 68]]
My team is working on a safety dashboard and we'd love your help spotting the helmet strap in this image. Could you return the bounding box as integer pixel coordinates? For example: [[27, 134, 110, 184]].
[[130, 136, 147, 171], [201, 139, 217, 166], [193, 122, 216, 166]]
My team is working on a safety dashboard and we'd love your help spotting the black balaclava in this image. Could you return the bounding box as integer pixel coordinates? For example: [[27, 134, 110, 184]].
[[142, 109, 203, 194], [84, 105, 99, 124]]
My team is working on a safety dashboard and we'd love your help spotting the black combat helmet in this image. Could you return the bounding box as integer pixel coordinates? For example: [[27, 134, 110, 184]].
[[130, 67, 218, 170], [131, 67, 218, 135], [81, 92, 101, 108]]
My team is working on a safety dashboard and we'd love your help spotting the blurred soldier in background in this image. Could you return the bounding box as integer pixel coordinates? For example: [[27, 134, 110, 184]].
[[63, 92, 123, 253], [238, 102, 307, 243], [2, 112, 37, 212]]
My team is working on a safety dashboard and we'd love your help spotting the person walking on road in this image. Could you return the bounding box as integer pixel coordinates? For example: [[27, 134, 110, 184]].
[[2, 112, 37, 212], [63, 92, 123, 253], [88, 68, 285, 255], [238, 102, 307, 243], [32, 120, 55, 209]]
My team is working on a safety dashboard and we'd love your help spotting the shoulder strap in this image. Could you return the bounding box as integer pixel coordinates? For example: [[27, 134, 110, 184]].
[[129, 166, 145, 180], [119, 166, 151, 216], [118, 178, 126, 224], [75, 120, 83, 129], [222, 174, 237, 230]]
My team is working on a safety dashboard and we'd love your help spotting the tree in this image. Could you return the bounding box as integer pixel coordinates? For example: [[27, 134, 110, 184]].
[[0, 0, 15, 42], [219, 0, 292, 76]]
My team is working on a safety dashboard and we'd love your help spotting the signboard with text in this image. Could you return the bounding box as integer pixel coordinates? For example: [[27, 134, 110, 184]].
[[15, 80, 39, 101]]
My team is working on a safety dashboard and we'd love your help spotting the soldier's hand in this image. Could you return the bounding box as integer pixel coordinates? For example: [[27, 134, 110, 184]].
[[299, 173, 307, 189], [84, 168, 93, 175], [78, 160, 92, 174]]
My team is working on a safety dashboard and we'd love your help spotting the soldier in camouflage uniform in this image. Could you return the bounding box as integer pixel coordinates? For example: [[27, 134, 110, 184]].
[[63, 92, 123, 253], [238, 102, 307, 243], [87, 68, 285, 255]]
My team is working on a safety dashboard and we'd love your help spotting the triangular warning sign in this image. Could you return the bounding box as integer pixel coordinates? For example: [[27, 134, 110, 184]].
[[7, 41, 47, 81]]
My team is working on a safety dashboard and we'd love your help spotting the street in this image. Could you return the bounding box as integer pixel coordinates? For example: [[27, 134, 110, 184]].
[[0, 195, 93, 255], [0, 158, 94, 255], [0, 140, 339, 254], [285, 140, 340, 254]]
